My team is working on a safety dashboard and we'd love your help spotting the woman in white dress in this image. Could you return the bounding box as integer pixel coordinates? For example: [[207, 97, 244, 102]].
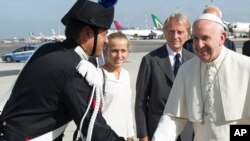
[[99, 32, 135, 141]]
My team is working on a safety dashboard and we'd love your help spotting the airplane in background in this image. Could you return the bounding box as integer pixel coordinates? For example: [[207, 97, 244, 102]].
[[29, 32, 53, 42], [113, 20, 124, 30], [151, 14, 163, 30], [29, 28, 66, 42], [51, 28, 66, 41], [29, 32, 43, 41], [113, 20, 138, 30], [110, 14, 166, 40], [112, 20, 156, 40], [223, 20, 250, 38], [150, 14, 164, 39]]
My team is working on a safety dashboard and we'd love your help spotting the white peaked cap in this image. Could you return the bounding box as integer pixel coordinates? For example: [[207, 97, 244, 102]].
[[195, 13, 226, 29]]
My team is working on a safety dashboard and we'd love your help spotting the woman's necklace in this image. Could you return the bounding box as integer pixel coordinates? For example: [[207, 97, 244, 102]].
[[199, 50, 227, 125]]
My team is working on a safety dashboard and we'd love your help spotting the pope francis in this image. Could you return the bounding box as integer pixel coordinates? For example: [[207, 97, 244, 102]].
[[152, 13, 250, 141]]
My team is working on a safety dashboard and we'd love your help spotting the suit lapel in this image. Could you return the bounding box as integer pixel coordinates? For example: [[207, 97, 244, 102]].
[[153, 45, 194, 83], [182, 48, 194, 63], [154, 45, 175, 82]]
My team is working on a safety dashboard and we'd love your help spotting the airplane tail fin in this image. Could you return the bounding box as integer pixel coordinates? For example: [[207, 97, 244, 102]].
[[52, 28, 57, 35], [29, 32, 35, 37], [222, 20, 230, 26], [113, 20, 123, 30], [222, 20, 232, 32], [151, 14, 163, 30]]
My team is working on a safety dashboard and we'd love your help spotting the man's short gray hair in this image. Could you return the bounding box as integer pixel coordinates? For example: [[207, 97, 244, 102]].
[[163, 13, 191, 36]]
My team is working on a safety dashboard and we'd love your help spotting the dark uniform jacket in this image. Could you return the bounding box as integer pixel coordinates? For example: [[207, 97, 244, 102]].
[[242, 40, 250, 57], [0, 39, 124, 141], [135, 44, 194, 140]]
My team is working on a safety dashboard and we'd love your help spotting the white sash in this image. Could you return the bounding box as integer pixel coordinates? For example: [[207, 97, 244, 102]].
[[30, 123, 68, 141]]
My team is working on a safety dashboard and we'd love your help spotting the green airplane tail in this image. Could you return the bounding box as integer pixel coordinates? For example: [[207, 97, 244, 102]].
[[151, 14, 163, 30]]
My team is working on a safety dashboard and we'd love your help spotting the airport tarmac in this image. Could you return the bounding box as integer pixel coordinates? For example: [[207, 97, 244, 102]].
[[0, 39, 246, 140]]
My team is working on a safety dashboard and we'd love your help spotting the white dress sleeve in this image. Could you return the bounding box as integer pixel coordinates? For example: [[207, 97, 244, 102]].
[[152, 114, 188, 141], [126, 70, 135, 137], [127, 100, 135, 137]]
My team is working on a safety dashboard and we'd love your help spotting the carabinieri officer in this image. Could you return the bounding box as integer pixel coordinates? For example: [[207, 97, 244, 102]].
[[0, 0, 125, 141]]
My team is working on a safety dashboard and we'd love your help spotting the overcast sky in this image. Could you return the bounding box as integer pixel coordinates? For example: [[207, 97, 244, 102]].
[[0, 0, 250, 39]]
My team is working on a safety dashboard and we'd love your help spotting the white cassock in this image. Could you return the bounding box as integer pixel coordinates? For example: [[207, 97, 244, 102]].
[[152, 46, 250, 141]]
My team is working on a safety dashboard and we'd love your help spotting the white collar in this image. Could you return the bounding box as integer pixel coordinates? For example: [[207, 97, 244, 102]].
[[165, 44, 182, 58], [74, 46, 89, 60]]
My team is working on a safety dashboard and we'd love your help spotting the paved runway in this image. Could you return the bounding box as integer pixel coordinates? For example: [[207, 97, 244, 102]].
[[0, 39, 246, 140]]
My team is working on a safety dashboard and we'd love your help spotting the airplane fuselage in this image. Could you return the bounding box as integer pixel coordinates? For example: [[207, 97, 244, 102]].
[[229, 22, 250, 34]]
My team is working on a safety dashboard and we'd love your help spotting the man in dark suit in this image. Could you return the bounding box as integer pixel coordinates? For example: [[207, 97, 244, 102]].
[[135, 13, 194, 141], [183, 6, 236, 53], [224, 38, 236, 51], [242, 31, 250, 57]]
